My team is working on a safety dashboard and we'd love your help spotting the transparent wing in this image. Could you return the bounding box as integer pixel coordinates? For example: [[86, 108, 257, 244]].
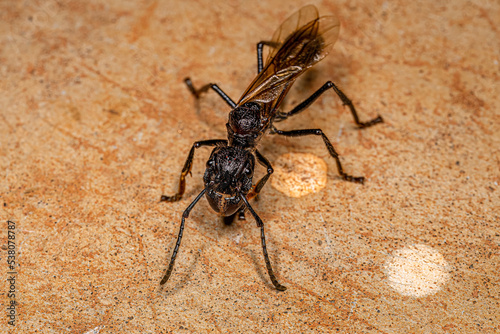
[[238, 5, 340, 106], [266, 5, 320, 63]]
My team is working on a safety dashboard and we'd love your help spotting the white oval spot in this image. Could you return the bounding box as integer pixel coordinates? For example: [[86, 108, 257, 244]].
[[385, 244, 450, 297], [271, 153, 327, 198]]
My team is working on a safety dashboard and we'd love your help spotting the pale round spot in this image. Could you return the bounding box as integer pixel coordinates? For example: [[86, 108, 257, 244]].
[[271, 153, 327, 198], [385, 244, 450, 297]]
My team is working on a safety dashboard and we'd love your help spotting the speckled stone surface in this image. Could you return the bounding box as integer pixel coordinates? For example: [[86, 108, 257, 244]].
[[1, 0, 499, 333], [271, 153, 328, 198]]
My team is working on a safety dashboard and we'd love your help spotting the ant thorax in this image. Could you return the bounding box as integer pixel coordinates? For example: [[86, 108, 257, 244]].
[[227, 102, 265, 147]]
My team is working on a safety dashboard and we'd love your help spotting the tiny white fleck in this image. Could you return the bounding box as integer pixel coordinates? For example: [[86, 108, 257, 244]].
[[84, 326, 102, 334], [234, 233, 243, 244]]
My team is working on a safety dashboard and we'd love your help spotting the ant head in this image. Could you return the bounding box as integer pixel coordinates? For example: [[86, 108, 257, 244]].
[[203, 146, 255, 216]]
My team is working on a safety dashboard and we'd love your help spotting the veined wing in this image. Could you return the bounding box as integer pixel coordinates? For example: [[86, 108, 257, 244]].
[[266, 4, 321, 64], [238, 5, 340, 107]]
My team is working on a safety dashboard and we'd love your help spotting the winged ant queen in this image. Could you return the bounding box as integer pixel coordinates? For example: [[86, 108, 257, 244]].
[[160, 5, 383, 291]]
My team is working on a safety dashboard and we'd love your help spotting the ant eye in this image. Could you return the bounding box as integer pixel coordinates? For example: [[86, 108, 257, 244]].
[[244, 168, 252, 176], [207, 160, 214, 167]]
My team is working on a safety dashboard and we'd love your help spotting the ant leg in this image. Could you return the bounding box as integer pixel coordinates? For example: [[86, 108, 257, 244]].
[[240, 149, 272, 220], [275, 81, 383, 128], [160, 189, 206, 286], [239, 194, 287, 291], [226, 152, 273, 224], [184, 78, 236, 108], [271, 127, 365, 184], [161, 139, 227, 202], [256, 41, 280, 73], [247, 149, 273, 201]]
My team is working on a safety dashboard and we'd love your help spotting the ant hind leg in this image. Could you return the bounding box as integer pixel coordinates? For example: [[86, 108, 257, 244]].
[[256, 41, 280, 73], [274, 81, 383, 128], [184, 78, 236, 108]]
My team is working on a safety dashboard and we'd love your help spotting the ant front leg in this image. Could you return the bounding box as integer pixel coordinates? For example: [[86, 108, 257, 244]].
[[239, 194, 286, 291], [160, 188, 206, 286], [238, 150, 273, 221], [184, 78, 236, 108], [271, 127, 365, 184], [161, 139, 227, 202], [275, 81, 383, 128], [247, 150, 273, 201]]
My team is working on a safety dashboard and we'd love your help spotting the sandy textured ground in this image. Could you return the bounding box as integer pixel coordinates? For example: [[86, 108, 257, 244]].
[[1, 0, 499, 333]]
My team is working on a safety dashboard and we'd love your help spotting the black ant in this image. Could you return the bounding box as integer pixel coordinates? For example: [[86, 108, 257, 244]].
[[160, 5, 383, 291]]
